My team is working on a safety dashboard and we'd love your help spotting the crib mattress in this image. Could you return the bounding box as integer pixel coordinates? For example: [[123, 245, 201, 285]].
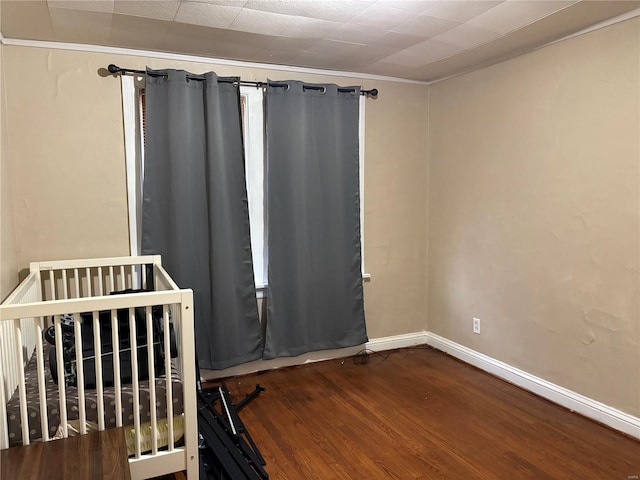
[[6, 342, 184, 445]]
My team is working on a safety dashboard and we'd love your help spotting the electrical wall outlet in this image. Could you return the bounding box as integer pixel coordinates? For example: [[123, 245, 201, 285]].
[[473, 317, 481, 334]]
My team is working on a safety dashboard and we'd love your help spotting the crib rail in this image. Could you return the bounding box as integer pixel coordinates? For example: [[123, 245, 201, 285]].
[[0, 256, 198, 479], [0, 271, 41, 449]]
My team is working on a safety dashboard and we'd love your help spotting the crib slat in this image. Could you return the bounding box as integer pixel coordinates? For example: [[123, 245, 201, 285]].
[[97, 267, 104, 296], [85, 268, 91, 297], [54, 316, 68, 438], [73, 313, 87, 435], [0, 341, 8, 449], [62, 269, 69, 299], [163, 305, 174, 451], [73, 269, 80, 298], [109, 266, 115, 294], [119, 266, 126, 291], [129, 307, 141, 458], [93, 311, 105, 431], [111, 309, 123, 428], [142, 265, 147, 290], [34, 318, 49, 442], [132, 265, 136, 289], [146, 306, 158, 455], [13, 320, 30, 446], [0, 322, 14, 405], [48, 270, 56, 301]]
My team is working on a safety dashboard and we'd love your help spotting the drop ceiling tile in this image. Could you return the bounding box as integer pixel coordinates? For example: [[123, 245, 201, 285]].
[[392, 13, 461, 37], [324, 23, 386, 44], [1, 0, 55, 40], [230, 8, 337, 37], [383, 38, 463, 66], [166, 21, 274, 49], [286, 19, 341, 38], [254, 48, 301, 65], [329, 45, 398, 69], [467, 0, 577, 34], [287, 49, 348, 69], [361, 60, 418, 78], [306, 39, 369, 57], [47, 1, 114, 14], [299, 0, 370, 22], [375, 0, 439, 14], [269, 36, 321, 50], [424, 1, 503, 23], [243, 0, 368, 22], [242, 0, 315, 16], [110, 12, 171, 48], [378, 44, 436, 67], [49, 6, 112, 42], [430, 23, 501, 49], [349, 3, 417, 29], [174, 2, 241, 28], [205, 42, 261, 61], [114, 0, 181, 21], [373, 31, 429, 49], [186, 0, 247, 6]]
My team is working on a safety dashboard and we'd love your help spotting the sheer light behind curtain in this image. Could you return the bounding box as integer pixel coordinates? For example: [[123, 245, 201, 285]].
[[142, 69, 262, 370], [263, 81, 368, 359]]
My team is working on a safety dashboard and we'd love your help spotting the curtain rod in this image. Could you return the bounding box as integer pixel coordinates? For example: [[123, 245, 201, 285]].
[[107, 64, 378, 97]]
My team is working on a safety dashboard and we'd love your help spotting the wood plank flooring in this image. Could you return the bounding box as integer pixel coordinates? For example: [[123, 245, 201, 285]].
[[2, 427, 131, 480], [217, 346, 640, 480]]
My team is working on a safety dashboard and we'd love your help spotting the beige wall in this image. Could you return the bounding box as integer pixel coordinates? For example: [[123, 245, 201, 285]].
[[0, 40, 19, 300], [2, 13, 638, 418], [428, 18, 640, 416], [4, 47, 131, 266], [2, 45, 429, 339]]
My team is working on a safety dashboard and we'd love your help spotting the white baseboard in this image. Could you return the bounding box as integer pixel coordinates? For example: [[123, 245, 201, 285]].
[[365, 330, 430, 351], [426, 332, 640, 440], [201, 331, 429, 381]]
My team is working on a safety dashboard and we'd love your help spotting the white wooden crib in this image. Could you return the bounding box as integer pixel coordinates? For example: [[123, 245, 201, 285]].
[[0, 256, 198, 479]]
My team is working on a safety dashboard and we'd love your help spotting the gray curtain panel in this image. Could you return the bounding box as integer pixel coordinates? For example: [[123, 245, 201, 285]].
[[263, 81, 368, 359], [141, 69, 262, 370]]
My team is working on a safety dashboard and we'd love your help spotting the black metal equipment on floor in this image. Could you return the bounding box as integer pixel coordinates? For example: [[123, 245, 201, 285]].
[[195, 357, 268, 480]]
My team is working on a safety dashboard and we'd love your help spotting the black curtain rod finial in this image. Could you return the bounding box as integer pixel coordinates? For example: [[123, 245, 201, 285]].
[[107, 64, 121, 74]]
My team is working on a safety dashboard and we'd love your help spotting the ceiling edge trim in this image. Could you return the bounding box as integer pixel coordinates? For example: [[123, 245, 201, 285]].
[[541, 6, 640, 50], [0, 36, 429, 85], [425, 7, 640, 86]]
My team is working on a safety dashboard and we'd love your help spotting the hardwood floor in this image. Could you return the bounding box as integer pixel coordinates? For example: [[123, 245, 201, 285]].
[[216, 346, 640, 480]]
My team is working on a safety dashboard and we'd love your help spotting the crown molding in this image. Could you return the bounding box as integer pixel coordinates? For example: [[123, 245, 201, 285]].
[[542, 7, 640, 50], [0, 36, 428, 85]]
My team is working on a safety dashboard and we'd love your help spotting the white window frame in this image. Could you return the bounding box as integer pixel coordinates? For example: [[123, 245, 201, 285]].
[[122, 79, 369, 294]]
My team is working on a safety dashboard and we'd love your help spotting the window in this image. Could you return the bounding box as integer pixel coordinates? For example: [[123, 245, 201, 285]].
[[240, 86, 267, 288], [121, 74, 145, 258], [122, 78, 368, 294]]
